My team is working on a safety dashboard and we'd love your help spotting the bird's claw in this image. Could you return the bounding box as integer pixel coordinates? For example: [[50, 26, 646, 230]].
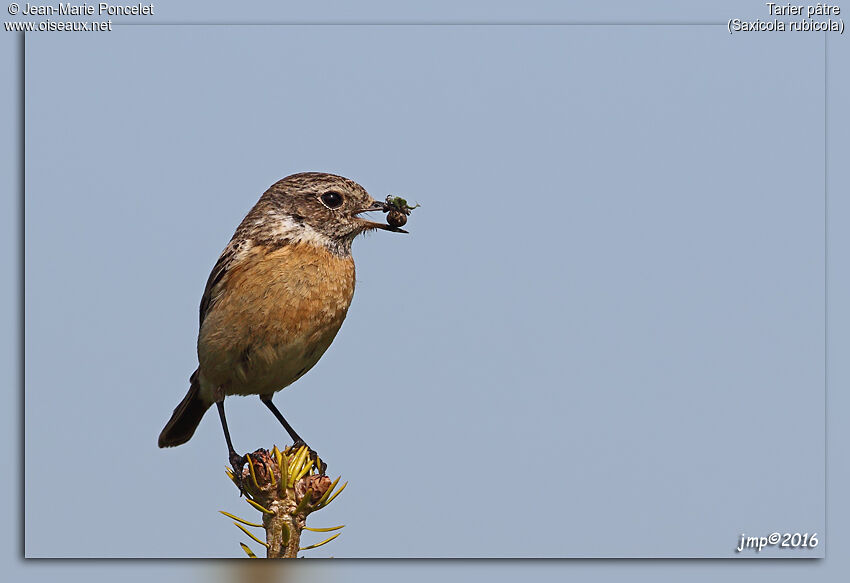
[[291, 440, 327, 475], [229, 452, 248, 496]]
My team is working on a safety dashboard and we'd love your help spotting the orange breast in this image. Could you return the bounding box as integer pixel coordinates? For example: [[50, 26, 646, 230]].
[[197, 242, 356, 396]]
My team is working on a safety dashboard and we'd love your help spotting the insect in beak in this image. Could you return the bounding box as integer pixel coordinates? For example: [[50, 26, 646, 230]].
[[354, 201, 409, 233]]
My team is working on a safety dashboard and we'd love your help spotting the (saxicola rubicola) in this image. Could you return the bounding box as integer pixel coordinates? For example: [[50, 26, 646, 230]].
[[158, 172, 405, 484]]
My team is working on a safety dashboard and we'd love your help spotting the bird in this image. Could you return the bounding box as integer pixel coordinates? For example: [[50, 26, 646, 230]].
[[158, 172, 405, 487]]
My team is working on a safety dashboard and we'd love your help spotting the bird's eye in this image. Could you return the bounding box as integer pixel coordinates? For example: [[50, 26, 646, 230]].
[[320, 191, 344, 209]]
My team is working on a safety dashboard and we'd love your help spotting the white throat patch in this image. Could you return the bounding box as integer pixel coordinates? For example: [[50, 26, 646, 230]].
[[258, 211, 348, 254]]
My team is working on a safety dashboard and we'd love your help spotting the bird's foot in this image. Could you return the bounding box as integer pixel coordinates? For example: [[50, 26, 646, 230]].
[[291, 440, 327, 475], [229, 451, 248, 496]]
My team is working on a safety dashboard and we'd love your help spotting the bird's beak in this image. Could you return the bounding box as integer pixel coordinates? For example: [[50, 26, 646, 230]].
[[354, 201, 409, 234], [359, 201, 387, 213]]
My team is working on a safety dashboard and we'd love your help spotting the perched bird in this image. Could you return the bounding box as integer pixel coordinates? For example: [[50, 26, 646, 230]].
[[158, 172, 405, 485]]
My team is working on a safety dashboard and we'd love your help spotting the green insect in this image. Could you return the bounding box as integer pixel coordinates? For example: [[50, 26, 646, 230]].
[[383, 195, 420, 228]]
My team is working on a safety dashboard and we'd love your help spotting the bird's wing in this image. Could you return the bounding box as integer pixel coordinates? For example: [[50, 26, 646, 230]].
[[199, 239, 243, 329]]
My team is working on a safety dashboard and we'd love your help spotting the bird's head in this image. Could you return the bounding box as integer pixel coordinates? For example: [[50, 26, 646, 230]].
[[246, 172, 406, 256]]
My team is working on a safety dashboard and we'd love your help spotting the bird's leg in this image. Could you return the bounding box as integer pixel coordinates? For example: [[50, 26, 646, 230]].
[[216, 398, 247, 496], [260, 395, 327, 474], [260, 395, 305, 443]]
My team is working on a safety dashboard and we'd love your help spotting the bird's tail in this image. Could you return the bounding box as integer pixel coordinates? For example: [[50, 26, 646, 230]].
[[158, 370, 211, 448]]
